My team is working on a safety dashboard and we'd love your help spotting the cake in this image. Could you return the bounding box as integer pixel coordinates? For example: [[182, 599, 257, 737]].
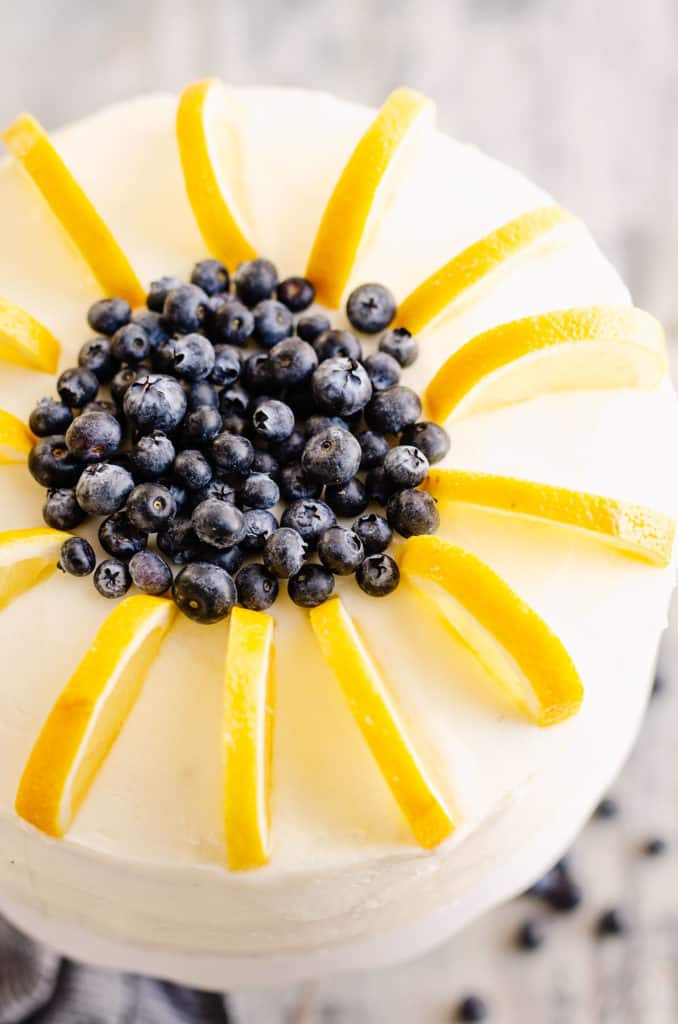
[[0, 81, 675, 991]]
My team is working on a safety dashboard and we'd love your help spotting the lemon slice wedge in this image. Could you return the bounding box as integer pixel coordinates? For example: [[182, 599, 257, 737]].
[[397, 206, 576, 335], [0, 408, 35, 463], [223, 607, 275, 871], [177, 78, 257, 269], [425, 306, 666, 423], [0, 297, 61, 373], [399, 536, 583, 726], [309, 596, 454, 848], [3, 113, 145, 306], [0, 527, 70, 611], [15, 595, 175, 838], [306, 88, 436, 308], [424, 469, 675, 567]]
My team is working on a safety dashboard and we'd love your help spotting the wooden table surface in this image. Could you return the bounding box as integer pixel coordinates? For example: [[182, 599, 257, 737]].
[[1, 1, 677, 1019]]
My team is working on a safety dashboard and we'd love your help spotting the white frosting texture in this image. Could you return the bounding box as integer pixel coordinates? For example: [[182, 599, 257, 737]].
[[0, 88, 676, 979]]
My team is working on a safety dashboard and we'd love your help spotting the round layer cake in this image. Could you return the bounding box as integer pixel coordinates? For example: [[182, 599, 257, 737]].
[[0, 86, 676, 990]]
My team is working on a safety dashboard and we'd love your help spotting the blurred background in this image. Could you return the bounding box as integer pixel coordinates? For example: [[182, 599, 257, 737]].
[[1, 0, 677, 1020]]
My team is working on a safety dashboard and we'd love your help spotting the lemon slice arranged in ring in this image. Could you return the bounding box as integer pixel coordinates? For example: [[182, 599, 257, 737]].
[[397, 206, 576, 335], [177, 78, 257, 270], [224, 607, 275, 871], [399, 536, 584, 726], [3, 114, 145, 306], [306, 88, 436, 308], [16, 596, 175, 838], [0, 408, 35, 463], [424, 469, 675, 567], [0, 297, 61, 374], [425, 306, 666, 423], [0, 528, 70, 611], [310, 596, 455, 848]]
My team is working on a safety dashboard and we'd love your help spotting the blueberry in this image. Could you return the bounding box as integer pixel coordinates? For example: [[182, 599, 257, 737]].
[[78, 337, 116, 382], [517, 918, 545, 951], [43, 487, 86, 530], [181, 405, 223, 446], [123, 374, 187, 433], [379, 327, 418, 367], [211, 432, 254, 476], [346, 283, 396, 334], [28, 435, 81, 488], [152, 342, 177, 375], [131, 309, 170, 349], [212, 300, 254, 345], [264, 527, 308, 578], [194, 479, 236, 506], [304, 415, 350, 439], [546, 877, 582, 913], [160, 478, 189, 516], [241, 509, 278, 552], [383, 445, 429, 488], [130, 431, 176, 481], [58, 536, 96, 577], [243, 351, 276, 394], [111, 322, 151, 364], [318, 526, 364, 575], [252, 299, 294, 348], [99, 510, 148, 559], [234, 258, 278, 307], [269, 428, 306, 466], [185, 380, 220, 411], [203, 544, 245, 576], [240, 473, 280, 510], [312, 357, 372, 416], [365, 386, 422, 435], [269, 337, 318, 387], [297, 313, 331, 343], [29, 398, 73, 437], [352, 512, 393, 555], [275, 276, 315, 312], [386, 488, 439, 537], [400, 421, 450, 464], [596, 907, 628, 938], [94, 558, 132, 599], [156, 517, 200, 564], [325, 477, 369, 518], [365, 465, 397, 506], [456, 995, 488, 1022], [281, 498, 336, 550], [163, 284, 210, 334], [363, 351, 401, 391], [356, 430, 389, 470], [129, 550, 173, 596], [65, 411, 121, 463], [87, 297, 131, 336], [147, 276, 182, 313], [252, 399, 295, 443], [312, 329, 362, 363], [172, 333, 216, 381], [174, 449, 213, 491], [192, 498, 246, 549], [126, 483, 176, 532], [236, 563, 279, 611], [288, 564, 334, 608], [218, 384, 250, 419], [83, 399, 121, 421], [252, 450, 279, 478], [279, 463, 321, 501], [302, 427, 361, 486], [110, 367, 141, 405], [190, 258, 229, 296], [356, 553, 400, 597], [173, 562, 237, 623], [57, 367, 99, 408], [76, 462, 134, 515], [210, 344, 242, 386]]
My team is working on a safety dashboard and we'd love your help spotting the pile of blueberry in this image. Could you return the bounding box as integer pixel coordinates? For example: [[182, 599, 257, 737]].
[[27, 257, 449, 623]]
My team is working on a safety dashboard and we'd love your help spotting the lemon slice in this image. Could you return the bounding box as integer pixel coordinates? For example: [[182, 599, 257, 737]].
[[425, 306, 666, 423], [399, 536, 583, 726], [177, 78, 257, 269], [3, 113, 145, 306], [0, 408, 35, 463], [0, 297, 61, 373], [309, 596, 454, 848], [0, 527, 70, 611], [15, 596, 175, 838], [424, 469, 675, 567], [306, 88, 435, 308], [223, 607, 275, 871], [397, 206, 576, 335]]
